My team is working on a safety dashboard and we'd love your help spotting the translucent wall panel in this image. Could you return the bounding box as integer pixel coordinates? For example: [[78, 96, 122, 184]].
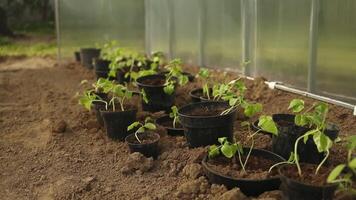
[[255, 0, 311, 89], [171, 0, 199, 65], [58, 0, 145, 58], [204, 0, 242, 70], [316, 0, 356, 103], [147, 0, 169, 54]]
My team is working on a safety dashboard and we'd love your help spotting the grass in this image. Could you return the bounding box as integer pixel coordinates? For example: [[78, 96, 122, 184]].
[[0, 22, 57, 57]]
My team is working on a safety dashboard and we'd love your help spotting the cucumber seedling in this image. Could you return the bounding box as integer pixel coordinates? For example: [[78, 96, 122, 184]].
[[127, 117, 157, 143], [163, 59, 189, 95], [327, 135, 356, 194], [169, 106, 180, 128], [269, 99, 334, 177], [197, 68, 212, 99]]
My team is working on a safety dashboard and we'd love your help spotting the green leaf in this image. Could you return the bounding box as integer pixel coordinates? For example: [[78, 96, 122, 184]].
[[229, 98, 238, 107], [295, 114, 308, 126], [144, 123, 156, 130], [313, 131, 332, 152], [218, 137, 227, 144], [349, 158, 356, 168], [163, 84, 175, 95], [208, 145, 220, 158], [244, 103, 262, 117], [137, 127, 145, 133], [221, 143, 237, 158], [258, 115, 278, 135], [141, 89, 149, 104], [198, 68, 209, 78], [347, 135, 356, 151], [127, 122, 140, 131], [288, 99, 305, 113], [327, 164, 345, 183]]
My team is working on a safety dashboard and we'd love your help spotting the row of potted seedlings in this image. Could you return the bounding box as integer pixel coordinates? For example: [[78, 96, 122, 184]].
[[76, 42, 355, 199]]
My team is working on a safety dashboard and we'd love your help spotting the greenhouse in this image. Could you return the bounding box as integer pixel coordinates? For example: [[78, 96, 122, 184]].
[[0, 0, 355, 199]]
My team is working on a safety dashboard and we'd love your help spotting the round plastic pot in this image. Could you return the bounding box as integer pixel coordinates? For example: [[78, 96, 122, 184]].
[[136, 74, 175, 112], [94, 59, 110, 79], [92, 101, 106, 126], [156, 115, 185, 136], [80, 48, 101, 69], [178, 101, 237, 147], [125, 132, 160, 159], [253, 114, 339, 164], [189, 88, 213, 103], [202, 148, 285, 197], [278, 165, 338, 200], [100, 109, 137, 140], [74, 51, 81, 62]]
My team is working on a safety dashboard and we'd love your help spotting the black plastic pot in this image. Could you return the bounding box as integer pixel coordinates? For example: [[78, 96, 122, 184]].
[[202, 148, 285, 197], [136, 74, 175, 112], [125, 132, 160, 159], [100, 109, 137, 140], [178, 101, 237, 147], [278, 165, 338, 200], [93, 101, 106, 126], [156, 115, 185, 136], [252, 114, 339, 164], [93, 59, 110, 79], [80, 48, 101, 69], [189, 88, 213, 103], [74, 51, 81, 62]]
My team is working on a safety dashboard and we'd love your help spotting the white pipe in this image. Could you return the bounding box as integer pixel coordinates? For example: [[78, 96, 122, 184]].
[[236, 74, 356, 116]]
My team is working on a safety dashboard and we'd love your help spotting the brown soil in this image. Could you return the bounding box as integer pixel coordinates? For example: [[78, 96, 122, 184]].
[[280, 164, 331, 186], [207, 155, 279, 180], [129, 132, 159, 144], [140, 76, 166, 86], [185, 105, 227, 116], [0, 56, 355, 199]]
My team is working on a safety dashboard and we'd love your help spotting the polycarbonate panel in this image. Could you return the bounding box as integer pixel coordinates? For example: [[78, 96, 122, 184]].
[[171, 0, 199, 64], [205, 0, 242, 70], [147, 0, 169, 55], [316, 0, 356, 103], [58, 0, 145, 58], [255, 0, 311, 89]]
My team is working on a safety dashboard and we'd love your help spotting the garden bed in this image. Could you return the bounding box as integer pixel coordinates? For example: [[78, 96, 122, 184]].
[[0, 56, 355, 199]]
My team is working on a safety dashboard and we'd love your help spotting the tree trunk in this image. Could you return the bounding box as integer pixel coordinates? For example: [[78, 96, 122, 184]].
[[0, 6, 13, 36]]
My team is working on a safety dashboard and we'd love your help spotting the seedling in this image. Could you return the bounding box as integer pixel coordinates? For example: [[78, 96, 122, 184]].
[[327, 135, 356, 193], [214, 79, 262, 117], [208, 114, 278, 174], [127, 117, 157, 143], [150, 51, 165, 70], [99, 40, 120, 61], [163, 59, 189, 95], [79, 78, 134, 112], [197, 68, 211, 99], [79, 91, 108, 111], [269, 99, 334, 177], [169, 106, 180, 128]]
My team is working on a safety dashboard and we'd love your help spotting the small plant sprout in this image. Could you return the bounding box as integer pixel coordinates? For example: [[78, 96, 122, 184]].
[[215, 79, 262, 117], [197, 68, 211, 99], [150, 51, 165, 70], [284, 99, 333, 177], [109, 84, 133, 111], [169, 106, 180, 128], [91, 78, 114, 93], [99, 40, 120, 61], [79, 91, 108, 111], [208, 114, 278, 174], [127, 117, 157, 143], [327, 135, 356, 193], [163, 59, 189, 95]]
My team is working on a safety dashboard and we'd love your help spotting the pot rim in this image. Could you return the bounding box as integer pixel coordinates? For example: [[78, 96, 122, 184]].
[[202, 148, 285, 182], [99, 108, 137, 114], [125, 132, 160, 146], [278, 164, 339, 189], [136, 74, 167, 88], [156, 115, 184, 131], [178, 101, 237, 119]]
